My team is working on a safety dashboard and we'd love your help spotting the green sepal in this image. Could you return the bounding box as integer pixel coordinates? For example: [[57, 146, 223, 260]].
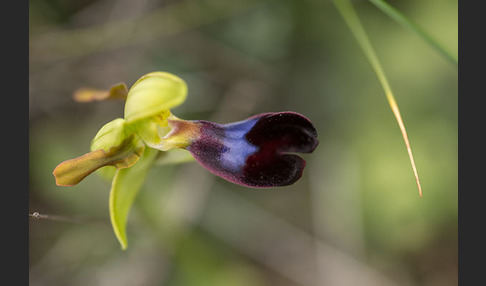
[[95, 166, 117, 182], [109, 147, 158, 250], [124, 72, 187, 123]]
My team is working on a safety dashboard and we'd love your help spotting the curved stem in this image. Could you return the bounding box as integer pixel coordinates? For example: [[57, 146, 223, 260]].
[[333, 0, 423, 197], [369, 0, 457, 67]]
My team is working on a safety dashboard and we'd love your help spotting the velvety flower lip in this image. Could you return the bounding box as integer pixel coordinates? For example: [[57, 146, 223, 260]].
[[185, 111, 319, 187]]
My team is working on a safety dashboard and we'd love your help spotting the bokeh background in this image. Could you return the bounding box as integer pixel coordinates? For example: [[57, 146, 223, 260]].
[[29, 0, 458, 285]]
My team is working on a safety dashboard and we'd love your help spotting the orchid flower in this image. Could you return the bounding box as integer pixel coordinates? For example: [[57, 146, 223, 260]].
[[53, 71, 318, 249]]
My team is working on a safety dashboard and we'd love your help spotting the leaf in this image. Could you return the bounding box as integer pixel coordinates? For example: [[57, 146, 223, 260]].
[[109, 147, 158, 250]]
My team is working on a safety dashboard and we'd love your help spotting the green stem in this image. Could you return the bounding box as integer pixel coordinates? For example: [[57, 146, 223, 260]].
[[332, 0, 423, 197], [369, 0, 457, 67]]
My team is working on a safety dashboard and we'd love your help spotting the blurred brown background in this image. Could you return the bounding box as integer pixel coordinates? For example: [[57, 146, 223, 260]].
[[29, 0, 457, 285]]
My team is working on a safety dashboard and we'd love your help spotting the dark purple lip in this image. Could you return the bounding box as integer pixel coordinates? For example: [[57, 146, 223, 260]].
[[186, 112, 319, 187]]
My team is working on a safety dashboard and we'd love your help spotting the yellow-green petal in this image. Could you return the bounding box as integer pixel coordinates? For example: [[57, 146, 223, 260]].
[[53, 136, 145, 186], [53, 118, 145, 186], [124, 72, 187, 123], [73, 82, 128, 102]]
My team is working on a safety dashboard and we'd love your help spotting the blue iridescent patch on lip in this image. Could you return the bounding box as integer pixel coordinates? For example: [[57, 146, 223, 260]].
[[219, 118, 259, 173]]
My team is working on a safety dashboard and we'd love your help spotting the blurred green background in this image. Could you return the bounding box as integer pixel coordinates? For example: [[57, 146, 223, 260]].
[[29, 0, 457, 285]]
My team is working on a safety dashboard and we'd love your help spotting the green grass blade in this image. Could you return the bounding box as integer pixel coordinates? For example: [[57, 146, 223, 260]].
[[332, 0, 423, 197], [109, 147, 158, 249], [369, 0, 457, 67]]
